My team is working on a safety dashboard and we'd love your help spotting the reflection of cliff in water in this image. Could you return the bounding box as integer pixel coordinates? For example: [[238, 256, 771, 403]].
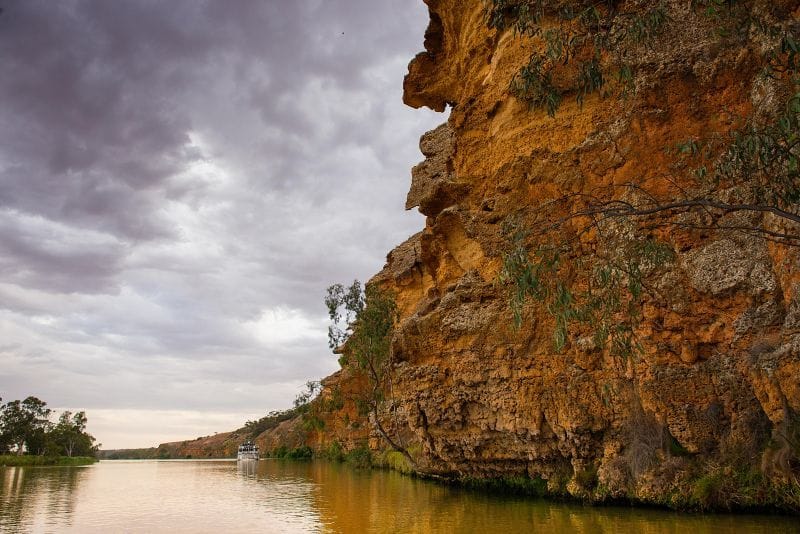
[[302, 461, 796, 534], [1, 466, 86, 531]]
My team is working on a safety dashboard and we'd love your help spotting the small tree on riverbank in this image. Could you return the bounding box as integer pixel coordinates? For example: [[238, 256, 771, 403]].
[[51, 411, 96, 457], [0, 397, 51, 456], [325, 281, 414, 464]]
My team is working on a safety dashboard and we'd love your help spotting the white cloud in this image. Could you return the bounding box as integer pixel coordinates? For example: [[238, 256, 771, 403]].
[[244, 307, 327, 348]]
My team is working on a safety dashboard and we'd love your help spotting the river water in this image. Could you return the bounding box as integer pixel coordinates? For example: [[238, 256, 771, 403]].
[[1, 459, 797, 533]]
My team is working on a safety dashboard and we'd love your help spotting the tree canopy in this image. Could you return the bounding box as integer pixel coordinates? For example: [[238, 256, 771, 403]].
[[0, 397, 97, 457]]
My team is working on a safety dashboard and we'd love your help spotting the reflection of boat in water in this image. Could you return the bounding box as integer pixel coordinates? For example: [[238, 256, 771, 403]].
[[237, 441, 259, 461], [237, 457, 257, 477]]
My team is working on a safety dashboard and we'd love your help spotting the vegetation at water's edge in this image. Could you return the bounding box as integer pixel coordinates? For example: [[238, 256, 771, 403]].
[[0, 455, 97, 467], [1, 396, 98, 458], [267, 445, 314, 460], [259, 437, 799, 513], [458, 475, 551, 497], [100, 447, 169, 460]]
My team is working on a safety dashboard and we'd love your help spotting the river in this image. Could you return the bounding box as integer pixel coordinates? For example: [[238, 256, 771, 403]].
[[1, 459, 797, 533]]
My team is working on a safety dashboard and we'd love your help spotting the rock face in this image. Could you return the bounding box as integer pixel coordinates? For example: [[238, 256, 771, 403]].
[[304, 0, 800, 510]]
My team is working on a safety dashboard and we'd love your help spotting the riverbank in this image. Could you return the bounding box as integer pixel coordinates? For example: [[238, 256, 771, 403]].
[[267, 445, 800, 515], [404, 461, 800, 514], [0, 455, 98, 467]]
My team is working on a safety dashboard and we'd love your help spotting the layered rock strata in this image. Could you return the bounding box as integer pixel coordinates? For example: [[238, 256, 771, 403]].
[[297, 0, 800, 510]]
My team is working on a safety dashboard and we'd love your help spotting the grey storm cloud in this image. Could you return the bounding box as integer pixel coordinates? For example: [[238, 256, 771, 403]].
[[0, 0, 442, 447]]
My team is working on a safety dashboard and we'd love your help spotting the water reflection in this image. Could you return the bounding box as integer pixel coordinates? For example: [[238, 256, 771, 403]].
[[236, 459, 257, 478], [1, 460, 797, 533], [1, 464, 85, 532], [300, 462, 797, 534]]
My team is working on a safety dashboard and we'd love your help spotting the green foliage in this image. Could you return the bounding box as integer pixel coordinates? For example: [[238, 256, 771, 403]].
[[669, 50, 800, 229], [0, 397, 97, 458], [499, 218, 674, 357], [100, 447, 160, 460], [0, 455, 97, 467], [325, 386, 345, 412], [327, 282, 397, 375], [629, 6, 670, 44], [323, 441, 345, 462], [243, 382, 329, 442], [688, 465, 772, 510], [285, 446, 313, 460], [510, 55, 561, 117], [310, 384, 345, 417], [574, 464, 599, 490], [325, 281, 366, 350], [294, 381, 321, 411], [269, 445, 313, 460], [496, 3, 800, 354], [576, 58, 604, 107], [0, 397, 51, 455], [485, 0, 546, 35], [717, 92, 800, 205], [488, 0, 670, 115], [461, 474, 549, 496], [302, 414, 325, 432], [344, 445, 372, 469], [51, 411, 96, 458], [690, 471, 727, 507], [244, 407, 299, 440], [288, 381, 329, 433], [497, 223, 555, 328], [690, 0, 753, 38], [677, 452, 800, 511], [382, 450, 414, 475], [325, 281, 406, 453]]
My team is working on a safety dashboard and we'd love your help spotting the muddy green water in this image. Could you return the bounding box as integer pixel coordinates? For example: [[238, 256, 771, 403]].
[[1, 459, 797, 533]]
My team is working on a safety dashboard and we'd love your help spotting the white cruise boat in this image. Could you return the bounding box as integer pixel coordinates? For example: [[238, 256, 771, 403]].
[[237, 441, 259, 460]]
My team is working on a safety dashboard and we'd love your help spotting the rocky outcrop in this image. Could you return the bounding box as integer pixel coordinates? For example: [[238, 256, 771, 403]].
[[305, 0, 800, 511]]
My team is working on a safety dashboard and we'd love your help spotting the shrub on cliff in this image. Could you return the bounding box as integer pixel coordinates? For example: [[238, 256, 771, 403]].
[[493, 0, 800, 360]]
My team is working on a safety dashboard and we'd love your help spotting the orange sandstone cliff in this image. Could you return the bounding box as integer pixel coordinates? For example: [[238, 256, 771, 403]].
[[292, 0, 800, 510]]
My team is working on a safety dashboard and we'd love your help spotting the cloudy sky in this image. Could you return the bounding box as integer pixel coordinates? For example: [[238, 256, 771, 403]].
[[0, 0, 442, 449]]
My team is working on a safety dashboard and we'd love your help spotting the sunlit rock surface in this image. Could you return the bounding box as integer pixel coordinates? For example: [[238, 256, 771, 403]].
[[269, 0, 800, 510]]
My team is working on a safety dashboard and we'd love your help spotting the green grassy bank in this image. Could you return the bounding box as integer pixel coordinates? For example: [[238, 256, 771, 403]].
[[0, 455, 98, 467]]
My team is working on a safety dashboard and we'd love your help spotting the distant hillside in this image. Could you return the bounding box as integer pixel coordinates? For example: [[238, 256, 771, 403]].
[[100, 407, 306, 459]]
